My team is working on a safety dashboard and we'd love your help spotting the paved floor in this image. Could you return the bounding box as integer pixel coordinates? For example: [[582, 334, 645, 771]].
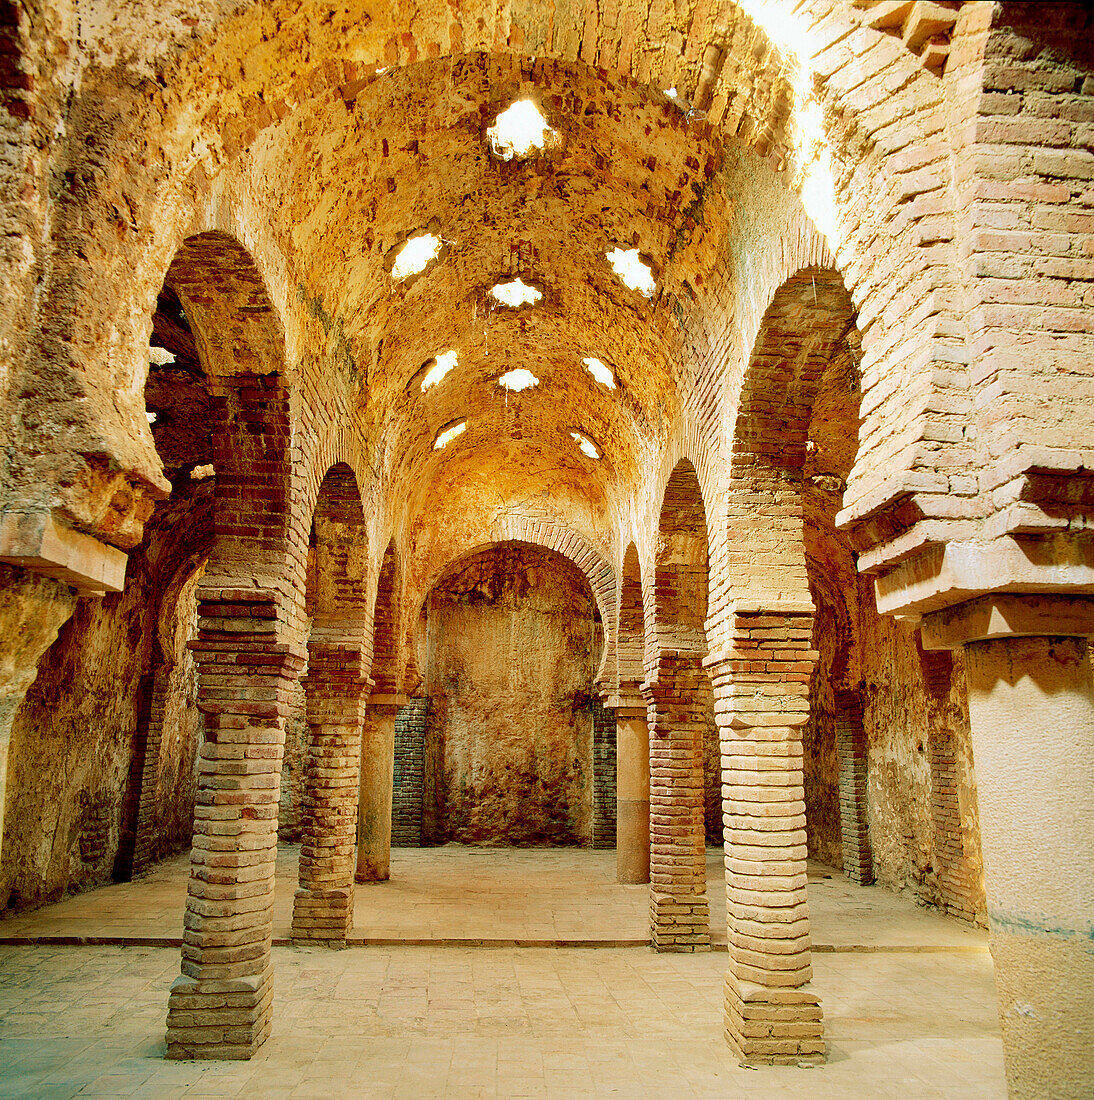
[[0, 847, 1005, 1098], [0, 845, 988, 952]]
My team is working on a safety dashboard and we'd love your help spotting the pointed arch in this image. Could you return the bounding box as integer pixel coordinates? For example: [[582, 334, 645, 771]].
[[617, 543, 644, 692]]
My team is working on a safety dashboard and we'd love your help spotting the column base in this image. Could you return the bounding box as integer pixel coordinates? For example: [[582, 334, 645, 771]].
[[650, 892, 710, 951], [724, 974, 824, 1065], [290, 887, 353, 944], [354, 863, 391, 883], [165, 970, 273, 1060]]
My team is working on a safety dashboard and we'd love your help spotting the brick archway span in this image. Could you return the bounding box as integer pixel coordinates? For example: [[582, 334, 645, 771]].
[[416, 536, 608, 703], [617, 544, 644, 693], [163, 228, 307, 1058], [645, 457, 713, 949], [713, 262, 859, 1064], [653, 460, 710, 658], [306, 462, 370, 641], [13, 0, 993, 572], [163, 230, 303, 627], [370, 542, 401, 697], [725, 266, 858, 610], [293, 459, 372, 944], [413, 526, 616, 676]]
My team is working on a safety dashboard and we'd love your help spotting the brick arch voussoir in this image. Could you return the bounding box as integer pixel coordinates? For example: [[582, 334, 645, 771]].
[[163, 233, 305, 643], [414, 521, 616, 686], [649, 453, 713, 679], [645, 414, 727, 654], [369, 542, 402, 698], [799, 3, 972, 547], [307, 460, 370, 640], [616, 542, 645, 693], [723, 266, 857, 614]]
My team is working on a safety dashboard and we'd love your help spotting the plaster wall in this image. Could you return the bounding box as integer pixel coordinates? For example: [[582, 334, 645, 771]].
[[861, 583, 986, 925], [1, 504, 205, 912], [421, 543, 599, 847]]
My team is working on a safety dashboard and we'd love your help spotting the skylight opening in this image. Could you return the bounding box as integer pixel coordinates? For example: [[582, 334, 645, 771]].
[[607, 248, 656, 297], [490, 278, 542, 308], [571, 430, 600, 460], [392, 233, 442, 281], [434, 421, 466, 450], [498, 368, 539, 392], [146, 411, 157, 424], [487, 100, 558, 160], [149, 346, 175, 366], [421, 350, 458, 391], [583, 357, 616, 390]]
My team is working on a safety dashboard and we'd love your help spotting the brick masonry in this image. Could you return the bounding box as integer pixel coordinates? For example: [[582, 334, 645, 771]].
[[3, 1, 1091, 1082], [712, 609, 824, 1066], [835, 690, 873, 886], [391, 697, 428, 847], [591, 695, 617, 850]]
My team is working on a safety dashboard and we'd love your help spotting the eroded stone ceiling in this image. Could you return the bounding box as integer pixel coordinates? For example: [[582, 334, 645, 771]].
[[237, 52, 742, 534]]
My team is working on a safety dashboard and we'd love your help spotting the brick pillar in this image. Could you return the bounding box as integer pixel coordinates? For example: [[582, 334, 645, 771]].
[[290, 642, 368, 944], [710, 606, 824, 1065], [645, 654, 710, 951], [356, 697, 400, 882], [131, 666, 170, 877], [391, 698, 428, 847], [591, 694, 617, 849], [835, 689, 873, 886], [166, 588, 304, 1060]]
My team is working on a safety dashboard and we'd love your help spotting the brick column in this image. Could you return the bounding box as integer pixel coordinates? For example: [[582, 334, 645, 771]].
[[356, 696, 401, 882], [290, 642, 368, 944], [645, 655, 710, 951], [591, 693, 617, 850], [391, 698, 428, 847], [166, 588, 304, 1060], [130, 667, 169, 877], [835, 689, 873, 885], [709, 606, 824, 1065]]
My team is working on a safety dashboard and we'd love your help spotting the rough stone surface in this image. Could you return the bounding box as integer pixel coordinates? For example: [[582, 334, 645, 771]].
[[422, 543, 599, 847], [0, 0, 1090, 1084]]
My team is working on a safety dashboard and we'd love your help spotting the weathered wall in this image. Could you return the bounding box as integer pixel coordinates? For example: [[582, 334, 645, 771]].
[[421, 543, 598, 846], [277, 681, 308, 843], [129, 562, 204, 871], [803, 599, 844, 870], [860, 578, 986, 926], [702, 687, 721, 847], [1, 483, 209, 913]]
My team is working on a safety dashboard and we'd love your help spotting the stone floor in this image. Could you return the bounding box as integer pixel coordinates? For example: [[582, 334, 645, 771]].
[[0, 847, 1005, 1098], [0, 845, 988, 952]]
